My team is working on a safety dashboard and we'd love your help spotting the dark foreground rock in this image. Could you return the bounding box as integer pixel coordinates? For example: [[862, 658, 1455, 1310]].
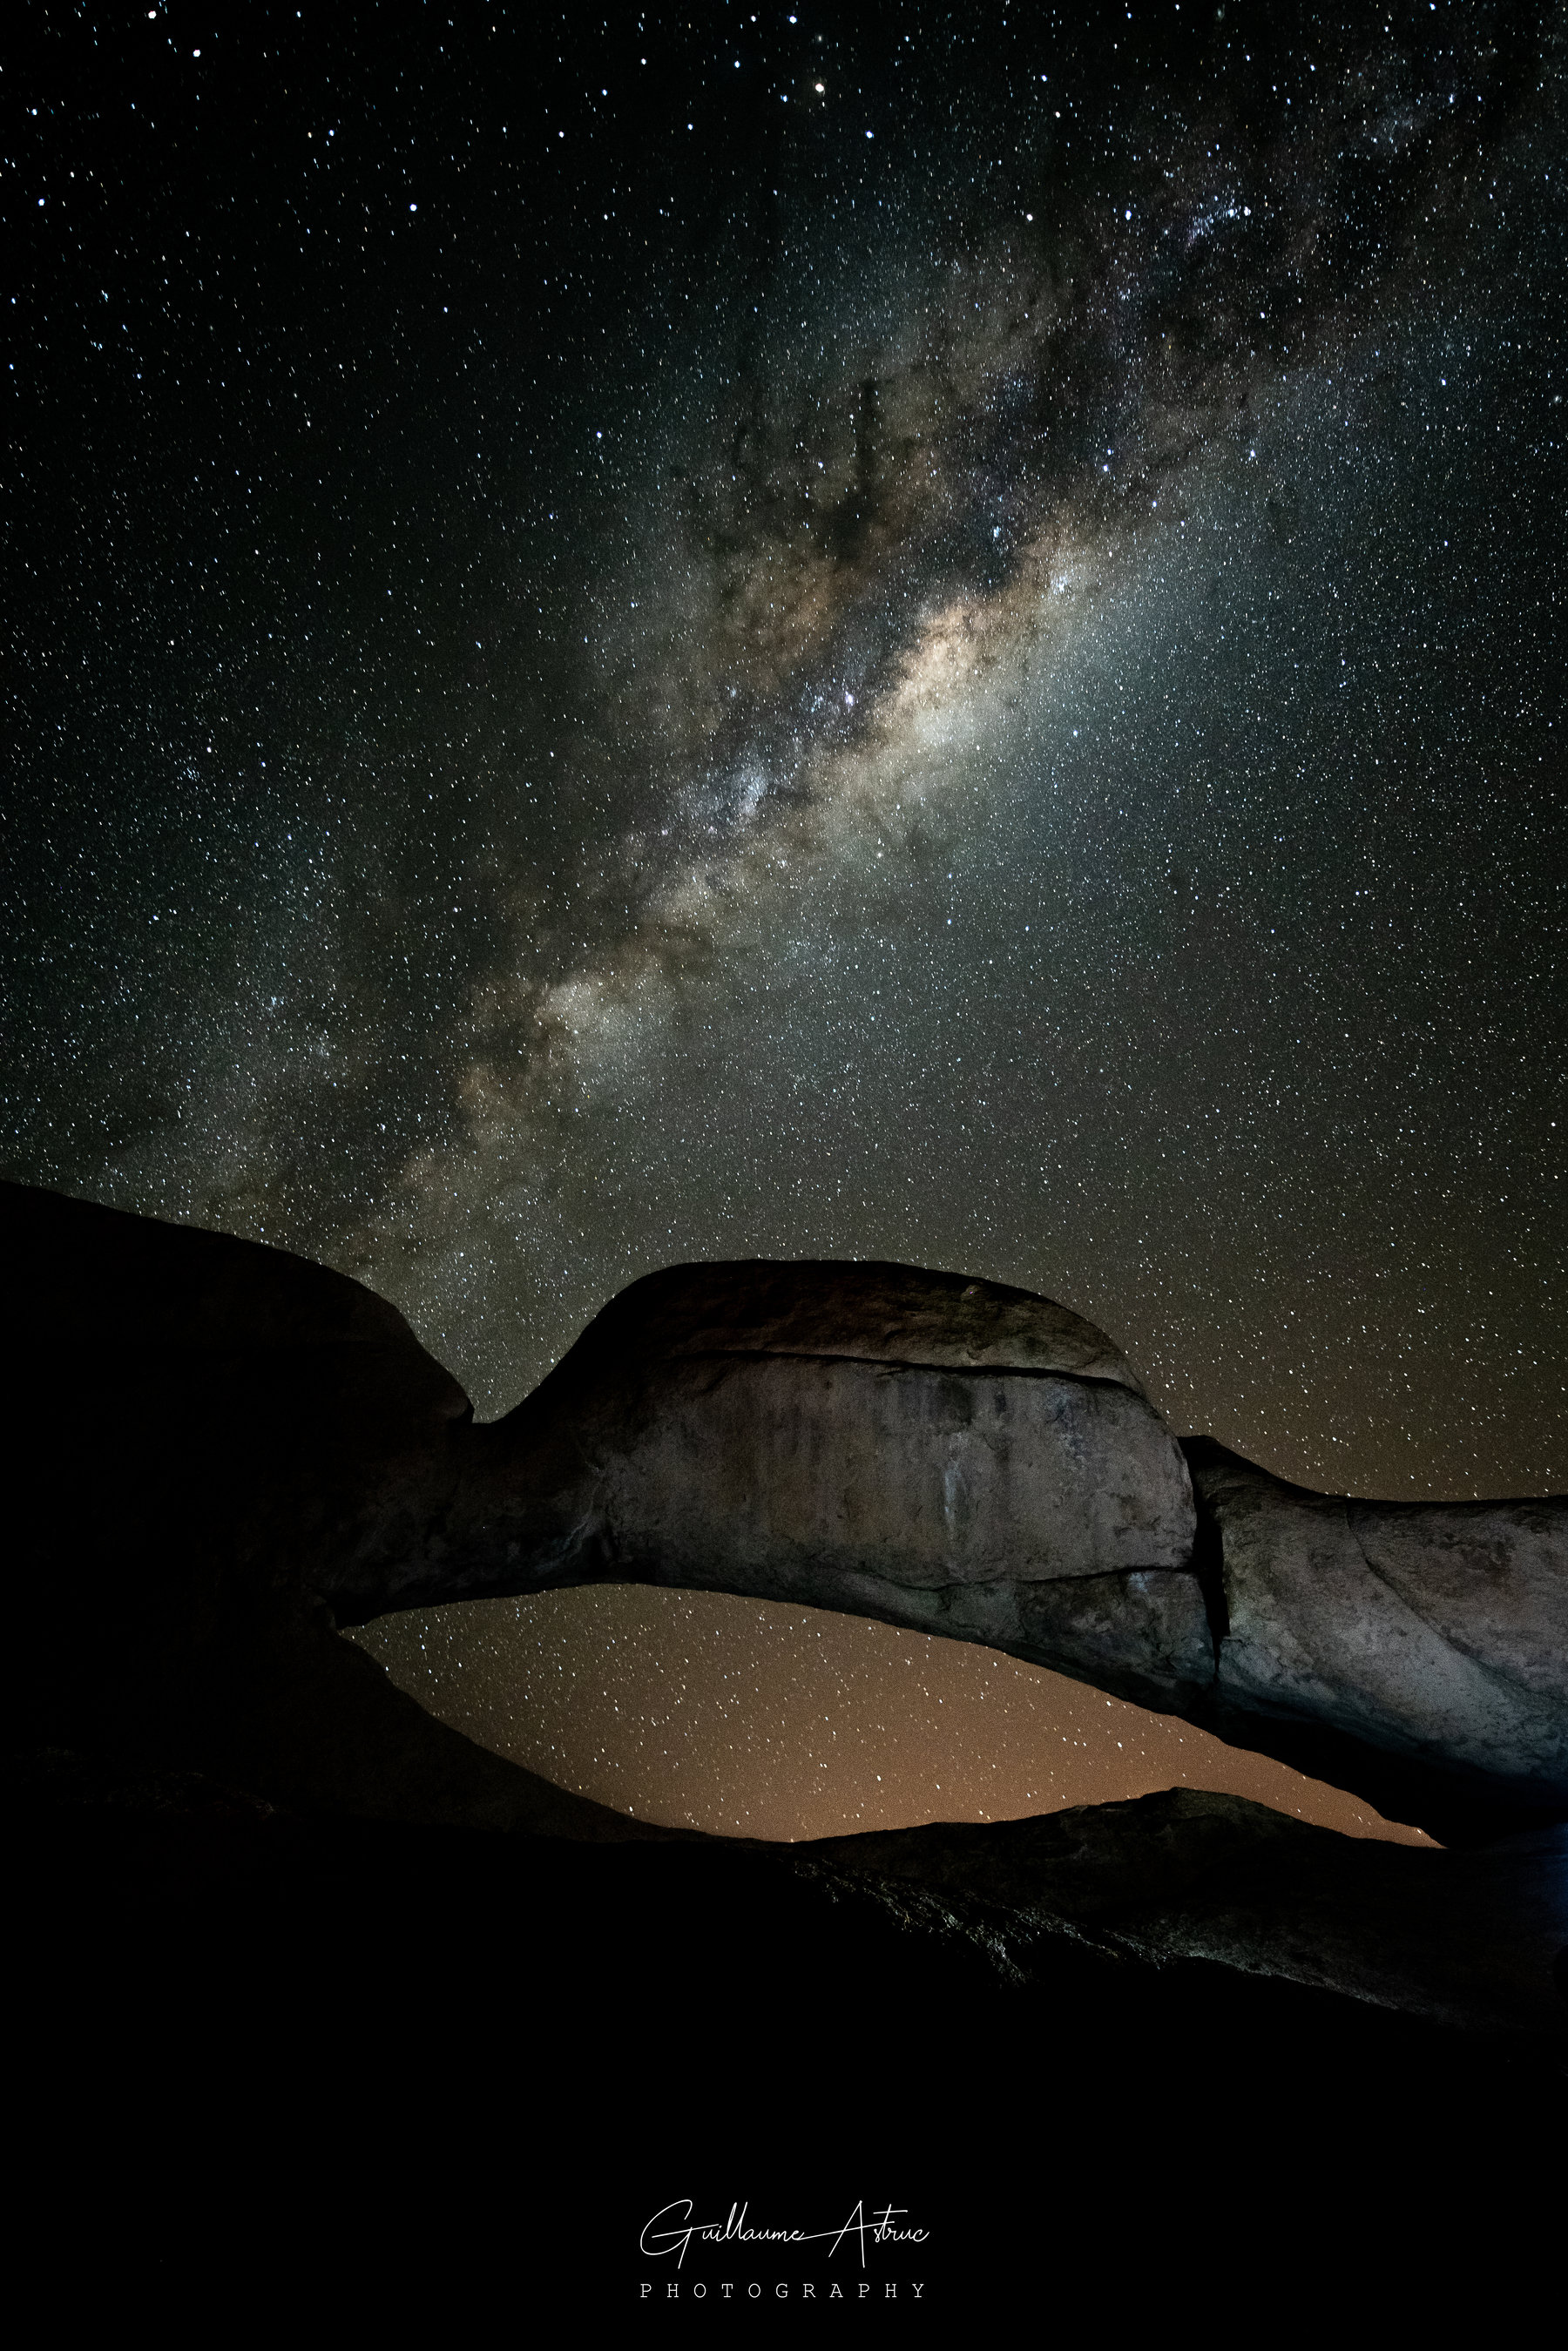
[[12, 1755, 1563, 2091], [809, 1787, 1568, 2044], [11, 1762, 1560, 2317]]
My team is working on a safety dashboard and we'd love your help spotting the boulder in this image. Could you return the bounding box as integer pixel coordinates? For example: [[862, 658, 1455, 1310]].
[[414, 1260, 1209, 1716], [1186, 1438, 1568, 1846]]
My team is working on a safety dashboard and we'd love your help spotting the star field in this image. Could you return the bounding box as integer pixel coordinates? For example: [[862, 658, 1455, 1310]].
[[4, 2, 1564, 1844]]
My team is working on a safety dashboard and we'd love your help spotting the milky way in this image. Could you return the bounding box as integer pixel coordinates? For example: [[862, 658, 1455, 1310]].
[[6, 3, 1564, 1839]]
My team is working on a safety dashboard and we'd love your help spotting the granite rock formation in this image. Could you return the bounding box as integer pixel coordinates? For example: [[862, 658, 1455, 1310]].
[[423, 1259, 1209, 1719], [4, 1179, 1565, 1846], [1188, 1438, 1568, 1848]]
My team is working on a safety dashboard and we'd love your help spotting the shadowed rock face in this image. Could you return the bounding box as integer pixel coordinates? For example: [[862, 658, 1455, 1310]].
[[4, 1181, 1564, 1844]]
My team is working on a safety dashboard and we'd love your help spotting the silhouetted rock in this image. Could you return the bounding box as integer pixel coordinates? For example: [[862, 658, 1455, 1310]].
[[809, 1787, 1568, 2044], [12, 1758, 1564, 2065], [4, 1182, 669, 1839]]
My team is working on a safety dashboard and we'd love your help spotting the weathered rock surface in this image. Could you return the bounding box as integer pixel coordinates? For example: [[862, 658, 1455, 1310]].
[[1186, 1437, 1568, 1845], [4, 1180, 1565, 1845], [417, 1260, 1208, 1716]]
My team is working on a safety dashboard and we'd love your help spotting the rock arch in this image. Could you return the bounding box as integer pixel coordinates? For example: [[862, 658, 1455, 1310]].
[[6, 1182, 1564, 1844]]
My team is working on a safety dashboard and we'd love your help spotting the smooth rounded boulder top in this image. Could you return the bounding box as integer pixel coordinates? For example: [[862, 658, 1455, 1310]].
[[533, 1260, 1147, 1397]]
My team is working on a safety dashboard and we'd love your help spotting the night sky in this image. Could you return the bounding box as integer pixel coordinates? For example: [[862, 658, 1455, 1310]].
[[5, 2, 1562, 1843]]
